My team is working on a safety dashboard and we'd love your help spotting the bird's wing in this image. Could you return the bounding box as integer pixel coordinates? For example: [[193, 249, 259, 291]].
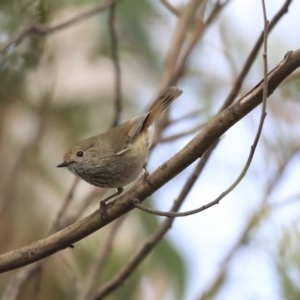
[[127, 113, 149, 142], [115, 113, 149, 155]]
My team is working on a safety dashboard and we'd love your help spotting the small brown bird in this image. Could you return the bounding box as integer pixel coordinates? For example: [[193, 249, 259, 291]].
[[57, 86, 182, 204]]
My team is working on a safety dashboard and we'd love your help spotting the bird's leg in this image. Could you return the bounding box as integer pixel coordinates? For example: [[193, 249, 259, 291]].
[[100, 187, 123, 219]]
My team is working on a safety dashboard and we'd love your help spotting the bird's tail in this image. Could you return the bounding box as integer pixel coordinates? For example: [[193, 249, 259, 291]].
[[142, 86, 182, 129]]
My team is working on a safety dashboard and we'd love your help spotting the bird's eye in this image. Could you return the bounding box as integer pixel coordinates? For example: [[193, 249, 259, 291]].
[[76, 151, 84, 157]]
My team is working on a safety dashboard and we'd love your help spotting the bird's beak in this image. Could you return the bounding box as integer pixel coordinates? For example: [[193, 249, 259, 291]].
[[57, 161, 70, 168]]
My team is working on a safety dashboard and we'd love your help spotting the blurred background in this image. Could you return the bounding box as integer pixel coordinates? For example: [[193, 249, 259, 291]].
[[0, 0, 300, 299]]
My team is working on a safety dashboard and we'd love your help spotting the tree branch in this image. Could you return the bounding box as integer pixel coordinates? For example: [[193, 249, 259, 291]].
[[0, 49, 300, 273]]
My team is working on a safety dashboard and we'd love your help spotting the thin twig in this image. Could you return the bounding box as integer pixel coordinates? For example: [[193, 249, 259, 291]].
[[108, 2, 122, 127], [0, 0, 118, 53], [134, 109, 267, 216]]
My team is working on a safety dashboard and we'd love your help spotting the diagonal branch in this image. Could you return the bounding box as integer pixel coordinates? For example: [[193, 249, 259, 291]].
[[0, 49, 299, 273]]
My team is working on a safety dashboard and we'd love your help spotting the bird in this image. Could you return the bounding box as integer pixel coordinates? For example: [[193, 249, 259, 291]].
[[57, 86, 182, 206]]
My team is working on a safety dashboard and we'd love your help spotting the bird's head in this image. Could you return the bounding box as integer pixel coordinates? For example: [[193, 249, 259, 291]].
[[57, 139, 96, 173]]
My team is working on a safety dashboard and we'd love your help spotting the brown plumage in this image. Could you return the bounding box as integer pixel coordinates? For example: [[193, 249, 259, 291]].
[[57, 86, 182, 201]]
